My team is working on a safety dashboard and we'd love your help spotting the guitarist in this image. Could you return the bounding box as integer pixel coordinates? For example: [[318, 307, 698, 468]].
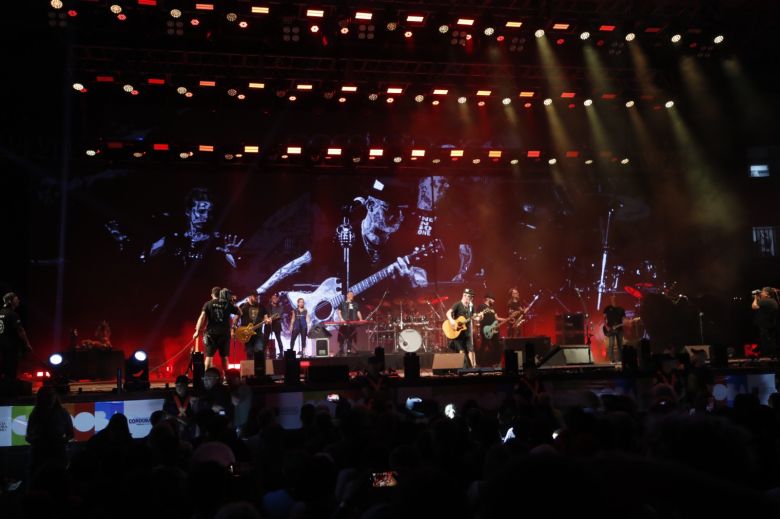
[[506, 288, 524, 338], [238, 293, 266, 360], [263, 293, 285, 359], [446, 288, 476, 368], [602, 294, 626, 363], [476, 293, 503, 366]]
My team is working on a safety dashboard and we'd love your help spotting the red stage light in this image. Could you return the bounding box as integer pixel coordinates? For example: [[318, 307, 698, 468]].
[[239, 21, 248, 29], [199, 80, 216, 87], [477, 101, 485, 106], [148, 78, 165, 85], [561, 92, 575, 98], [599, 25, 616, 32], [191, 18, 200, 26], [96, 75, 114, 82], [556, 38, 565, 45], [138, 0, 157, 5], [67, 9, 78, 17], [523, 102, 532, 108], [117, 13, 127, 21], [153, 143, 169, 151], [497, 35, 505, 42], [527, 150, 541, 158]]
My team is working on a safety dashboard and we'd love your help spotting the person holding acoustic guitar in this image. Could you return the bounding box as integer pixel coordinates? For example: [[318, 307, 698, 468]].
[[289, 298, 310, 357], [602, 294, 626, 363], [445, 288, 477, 368]]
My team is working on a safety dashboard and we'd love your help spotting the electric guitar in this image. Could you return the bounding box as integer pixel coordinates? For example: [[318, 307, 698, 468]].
[[286, 240, 443, 329], [234, 313, 279, 344], [602, 317, 640, 337], [483, 293, 540, 339]]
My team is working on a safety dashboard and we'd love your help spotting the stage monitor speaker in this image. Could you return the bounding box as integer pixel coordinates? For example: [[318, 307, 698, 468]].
[[684, 345, 710, 360], [374, 347, 385, 371], [542, 345, 593, 366], [432, 353, 462, 372], [555, 313, 586, 345], [315, 338, 330, 357], [308, 364, 350, 384], [240, 358, 275, 378], [404, 353, 420, 379], [502, 336, 551, 368]]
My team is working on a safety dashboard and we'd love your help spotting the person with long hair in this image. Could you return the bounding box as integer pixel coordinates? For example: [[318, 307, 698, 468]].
[[25, 385, 74, 475]]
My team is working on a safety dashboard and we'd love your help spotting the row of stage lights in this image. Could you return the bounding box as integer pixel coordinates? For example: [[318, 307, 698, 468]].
[[48, 1, 726, 48], [82, 142, 634, 167], [70, 80, 675, 110]]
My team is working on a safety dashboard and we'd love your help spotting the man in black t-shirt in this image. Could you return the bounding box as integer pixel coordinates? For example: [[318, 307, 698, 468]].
[[337, 291, 363, 355], [476, 293, 504, 366], [238, 293, 266, 360], [193, 287, 241, 370], [752, 287, 779, 357], [263, 293, 285, 359], [446, 288, 476, 368], [603, 295, 626, 363], [0, 292, 33, 384]]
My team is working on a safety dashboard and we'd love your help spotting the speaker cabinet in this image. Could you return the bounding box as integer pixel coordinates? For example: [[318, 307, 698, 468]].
[[404, 353, 420, 379], [554, 313, 586, 345], [432, 353, 462, 372], [240, 359, 275, 377], [315, 338, 330, 357], [543, 345, 593, 366]]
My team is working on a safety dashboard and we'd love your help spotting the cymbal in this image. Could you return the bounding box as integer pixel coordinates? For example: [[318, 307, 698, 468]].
[[430, 296, 449, 304]]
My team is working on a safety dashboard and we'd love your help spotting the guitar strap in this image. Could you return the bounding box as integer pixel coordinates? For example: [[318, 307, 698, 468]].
[[173, 394, 191, 417]]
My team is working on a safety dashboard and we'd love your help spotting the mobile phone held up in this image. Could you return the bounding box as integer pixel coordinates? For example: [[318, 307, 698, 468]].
[[370, 471, 398, 488]]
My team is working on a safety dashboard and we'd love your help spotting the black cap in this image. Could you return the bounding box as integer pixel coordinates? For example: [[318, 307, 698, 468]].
[[463, 288, 474, 296], [175, 375, 189, 385]]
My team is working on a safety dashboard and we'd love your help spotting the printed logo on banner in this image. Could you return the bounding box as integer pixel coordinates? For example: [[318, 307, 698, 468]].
[[0, 406, 12, 447], [125, 399, 164, 438], [94, 401, 125, 432], [64, 402, 98, 442], [11, 405, 33, 446]]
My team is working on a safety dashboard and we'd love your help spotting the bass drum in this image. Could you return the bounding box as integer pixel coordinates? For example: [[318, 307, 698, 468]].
[[397, 328, 422, 353]]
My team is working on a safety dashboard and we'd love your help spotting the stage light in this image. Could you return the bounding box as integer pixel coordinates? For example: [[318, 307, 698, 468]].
[[506, 21, 522, 28], [49, 353, 64, 366], [288, 95, 297, 101], [585, 159, 594, 165], [386, 97, 394, 103], [713, 34, 724, 44], [244, 146, 259, 153], [393, 156, 402, 163], [665, 100, 674, 108], [133, 151, 144, 158], [338, 97, 346, 103], [179, 152, 190, 159], [67, 9, 77, 17], [297, 84, 313, 90], [356, 11, 372, 21], [226, 12, 237, 22], [227, 88, 237, 96], [439, 25, 449, 34], [599, 25, 616, 32], [489, 150, 502, 158], [527, 150, 541, 158], [621, 158, 630, 164], [432, 99, 440, 106], [584, 98, 593, 106], [310, 25, 320, 33], [404, 30, 413, 38], [519, 91, 534, 97], [415, 94, 424, 102], [123, 84, 134, 92], [110, 4, 122, 14], [497, 35, 505, 41], [306, 9, 324, 18], [369, 148, 383, 156], [625, 32, 636, 41], [340, 27, 349, 34], [323, 90, 335, 99], [502, 97, 511, 105], [510, 159, 519, 165], [411, 149, 426, 157], [457, 18, 474, 26], [387, 87, 403, 94], [406, 15, 424, 23], [327, 147, 342, 156], [170, 9, 181, 18], [433, 89, 448, 95], [625, 100, 635, 107], [248, 82, 264, 89], [287, 146, 302, 155], [251, 6, 270, 14], [477, 101, 485, 107], [50, 0, 63, 8], [580, 31, 590, 40], [199, 145, 213, 152], [125, 350, 150, 391], [225, 154, 234, 160], [352, 157, 361, 163], [561, 92, 576, 98], [671, 33, 682, 43], [342, 85, 357, 92], [523, 102, 532, 108], [457, 96, 467, 104], [548, 158, 557, 165], [450, 150, 464, 157], [476, 90, 492, 96], [368, 93, 378, 101], [471, 158, 481, 164], [72, 82, 84, 91], [543, 98, 552, 105], [534, 29, 545, 38], [191, 18, 200, 26], [432, 158, 441, 164], [386, 22, 397, 31], [556, 38, 565, 45]]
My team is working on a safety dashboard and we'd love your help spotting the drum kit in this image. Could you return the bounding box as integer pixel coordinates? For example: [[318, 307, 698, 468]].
[[367, 297, 448, 353]]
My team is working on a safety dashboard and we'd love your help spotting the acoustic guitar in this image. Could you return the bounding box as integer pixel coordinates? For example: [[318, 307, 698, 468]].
[[441, 309, 490, 340]]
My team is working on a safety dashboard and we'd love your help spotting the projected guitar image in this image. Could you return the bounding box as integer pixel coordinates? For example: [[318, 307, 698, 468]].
[[286, 240, 443, 328]]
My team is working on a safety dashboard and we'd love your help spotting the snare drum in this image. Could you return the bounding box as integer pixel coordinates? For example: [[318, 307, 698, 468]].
[[397, 328, 422, 353]]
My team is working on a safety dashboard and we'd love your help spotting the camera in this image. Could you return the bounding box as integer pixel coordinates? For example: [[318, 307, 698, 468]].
[[752, 289, 761, 295]]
